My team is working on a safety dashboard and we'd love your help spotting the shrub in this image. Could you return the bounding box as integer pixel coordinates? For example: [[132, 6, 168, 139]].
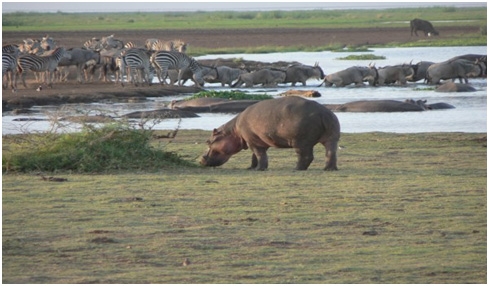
[[3, 123, 192, 173]]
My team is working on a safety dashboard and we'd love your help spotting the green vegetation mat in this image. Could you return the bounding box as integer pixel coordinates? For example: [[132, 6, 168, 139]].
[[2, 131, 486, 283]]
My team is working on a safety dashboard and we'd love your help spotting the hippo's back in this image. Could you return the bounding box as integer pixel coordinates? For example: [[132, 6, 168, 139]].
[[235, 96, 340, 148]]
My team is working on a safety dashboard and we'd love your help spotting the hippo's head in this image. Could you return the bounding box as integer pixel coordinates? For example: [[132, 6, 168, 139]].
[[200, 128, 247, 167]]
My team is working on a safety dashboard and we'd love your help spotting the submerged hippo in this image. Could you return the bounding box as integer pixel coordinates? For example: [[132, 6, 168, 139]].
[[324, 100, 425, 112], [201, 96, 340, 171], [324, 99, 455, 112], [435, 82, 477, 93]]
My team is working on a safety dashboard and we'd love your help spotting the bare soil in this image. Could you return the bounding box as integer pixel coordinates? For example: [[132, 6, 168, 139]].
[[2, 26, 479, 110]]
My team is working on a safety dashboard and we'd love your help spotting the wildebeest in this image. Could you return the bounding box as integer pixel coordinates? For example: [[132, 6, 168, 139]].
[[57, 48, 101, 83], [232, 68, 286, 87], [283, 63, 325, 86], [319, 66, 378, 87], [202, 65, 248, 87], [410, 18, 439, 37], [408, 61, 435, 82], [376, 64, 414, 85], [426, 59, 485, 84], [448, 54, 487, 77]]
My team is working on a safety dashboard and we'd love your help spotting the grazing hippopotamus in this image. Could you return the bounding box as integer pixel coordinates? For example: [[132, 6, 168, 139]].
[[200, 96, 340, 171]]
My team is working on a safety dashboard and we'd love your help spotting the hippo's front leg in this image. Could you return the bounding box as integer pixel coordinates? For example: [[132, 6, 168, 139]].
[[294, 147, 314, 170], [248, 147, 269, 171]]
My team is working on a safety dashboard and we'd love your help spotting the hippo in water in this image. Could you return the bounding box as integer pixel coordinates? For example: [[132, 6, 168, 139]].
[[200, 96, 340, 171]]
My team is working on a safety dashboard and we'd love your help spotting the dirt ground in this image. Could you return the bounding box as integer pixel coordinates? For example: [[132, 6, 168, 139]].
[[2, 26, 480, 110]]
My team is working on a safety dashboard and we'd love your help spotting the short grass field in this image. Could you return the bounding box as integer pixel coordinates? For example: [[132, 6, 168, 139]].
[[2, 131, 486, 283], [3, 7, 486, 31]]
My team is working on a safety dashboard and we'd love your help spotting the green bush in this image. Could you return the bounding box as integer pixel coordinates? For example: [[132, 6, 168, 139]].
[[3, 123, 192, 173]]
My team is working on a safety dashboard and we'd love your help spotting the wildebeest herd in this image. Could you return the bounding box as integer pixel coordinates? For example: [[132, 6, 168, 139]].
[[2, 18, 486, 92]]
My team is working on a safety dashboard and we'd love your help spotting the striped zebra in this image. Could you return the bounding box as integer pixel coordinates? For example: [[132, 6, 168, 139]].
[[123, 41, 138, 49], [145, 39, 187, 53], [16, 47, 67, 88], [84, 38, 103, 51], [172, 39, 187, 53], [150, 51, 206, 87], [3, 45, 20, 91], [3, 53, 18, 91], [40, 35, 57, 51], [3, 44, 20, 54], [119, 48, 154, 86]]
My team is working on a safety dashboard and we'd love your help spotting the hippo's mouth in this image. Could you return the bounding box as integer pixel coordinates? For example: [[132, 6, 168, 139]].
[[200, 155, 225, 167]]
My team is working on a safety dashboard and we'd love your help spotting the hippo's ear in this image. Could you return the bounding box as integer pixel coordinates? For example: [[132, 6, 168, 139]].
[[212, 128, 221, 136]]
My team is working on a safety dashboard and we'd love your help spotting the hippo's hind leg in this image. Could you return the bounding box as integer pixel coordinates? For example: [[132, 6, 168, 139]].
[[323, 140, 338, 171], [248, 147, 269, 171], [294, 146, 314, 170]]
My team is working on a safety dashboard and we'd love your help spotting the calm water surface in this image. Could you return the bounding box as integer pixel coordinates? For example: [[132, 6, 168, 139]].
[[2, 46, 487, 134]]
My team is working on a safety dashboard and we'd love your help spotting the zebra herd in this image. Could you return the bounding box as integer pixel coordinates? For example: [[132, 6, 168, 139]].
[[2, 34, 214, 91]]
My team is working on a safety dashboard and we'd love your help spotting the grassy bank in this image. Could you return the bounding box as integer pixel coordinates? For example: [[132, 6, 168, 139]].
[[2, 130, 486, 283], [3, 7, 486, 31], [3, 7, 486, 53]]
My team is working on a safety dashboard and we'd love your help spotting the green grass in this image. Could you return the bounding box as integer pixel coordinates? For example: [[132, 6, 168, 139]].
[[2, 131, 487, 283], [3, 7, 486, 31], [3, 7, 486, 54], [336, 54, 386, 60], [187, 90, 273, 101]]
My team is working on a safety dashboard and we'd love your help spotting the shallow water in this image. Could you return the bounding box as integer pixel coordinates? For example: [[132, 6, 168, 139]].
[[2, 46, 487, 134]]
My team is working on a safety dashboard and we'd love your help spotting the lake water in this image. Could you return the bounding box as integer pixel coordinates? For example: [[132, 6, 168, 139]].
[[2, 46, 487, 134]]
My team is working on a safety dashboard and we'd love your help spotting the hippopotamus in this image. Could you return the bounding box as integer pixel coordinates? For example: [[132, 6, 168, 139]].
[[324, 100, 425, 112], [404, 99, 455, 110], [171, 98, 260, 113], [435, 82, 477, 93], [324, 99, 455, 112], [200, 96, 340, 171], [170, 98, 229, 109]]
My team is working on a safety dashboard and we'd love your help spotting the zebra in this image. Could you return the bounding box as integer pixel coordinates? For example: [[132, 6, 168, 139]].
[[150, 51, 207, 87], [3, 45, 20, 91], [145, 39, 187, 53], [172, 39, 187, 53], [3, 53, 19, 91], [101, 34, 124, 49], [3, 44, 20, 54], [119, 48, 154, 86], [20, 38, 44, 54], [40, 35, 56, 51], [84, 38, 103, 51], [123, 41, 139, 49], [16, 47, 67, 88]]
